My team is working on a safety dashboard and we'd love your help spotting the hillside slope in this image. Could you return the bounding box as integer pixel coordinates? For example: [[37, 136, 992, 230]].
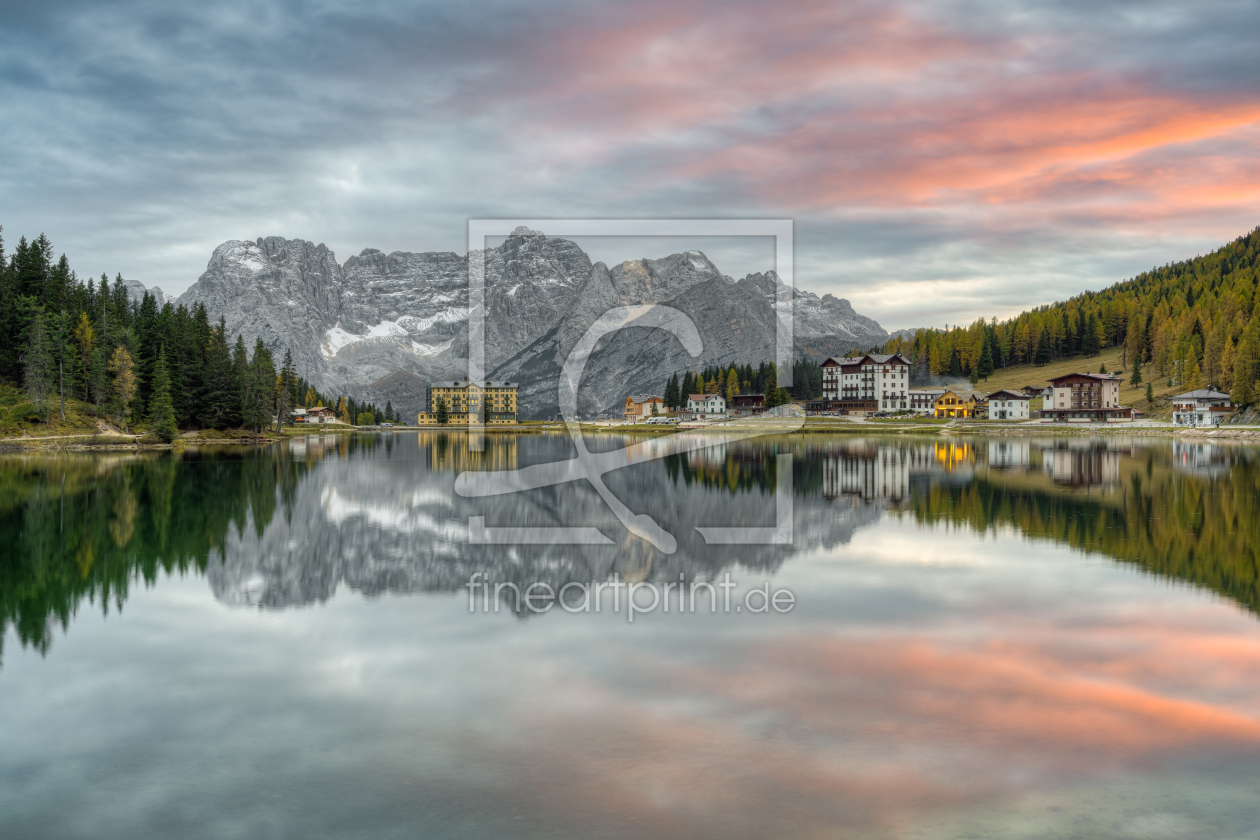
[[888, 227, 1260, 406]]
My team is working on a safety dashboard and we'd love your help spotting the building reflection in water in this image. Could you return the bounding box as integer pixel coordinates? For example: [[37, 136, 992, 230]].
[[420, 431, 519, 473]]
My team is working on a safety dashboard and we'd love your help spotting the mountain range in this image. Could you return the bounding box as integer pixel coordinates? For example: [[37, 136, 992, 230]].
[[151, 228, 893, 419]]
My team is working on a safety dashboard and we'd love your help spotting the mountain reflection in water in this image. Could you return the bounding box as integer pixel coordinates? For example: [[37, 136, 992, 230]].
[[4, 432, 1260, 840], [1, 432, 1258, 660]]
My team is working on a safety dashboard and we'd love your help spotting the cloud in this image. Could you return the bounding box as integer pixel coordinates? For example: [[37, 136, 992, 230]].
[[0, 0, 1256, 326]]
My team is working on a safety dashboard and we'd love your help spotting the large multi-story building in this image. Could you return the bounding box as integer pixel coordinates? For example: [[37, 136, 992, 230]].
[[416, 380, 518, 425], [1041, 373, 1131, 422], [820, 353, 910, 413]]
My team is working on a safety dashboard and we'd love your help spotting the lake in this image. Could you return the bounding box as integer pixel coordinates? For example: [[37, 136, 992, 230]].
[[2, 431, 1259, 839]]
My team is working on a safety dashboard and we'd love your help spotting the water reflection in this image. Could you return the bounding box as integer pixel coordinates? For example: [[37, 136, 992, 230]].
[[4, 432, 1260, 839], [2, 433, 1259, 660]]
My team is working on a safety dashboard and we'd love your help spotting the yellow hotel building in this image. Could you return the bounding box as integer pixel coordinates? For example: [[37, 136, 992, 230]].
[[933, 389, 979, 419], [416, 380, 519, 425]]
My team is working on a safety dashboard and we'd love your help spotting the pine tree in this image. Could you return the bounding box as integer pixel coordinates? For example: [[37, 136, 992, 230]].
[[384, 400, 394, 423], [1146, 383, 1154, 404], [1099, 363, 1107, 374], [244, 339, 275, 436], [146, 346, 178, 442], [275, 349, 294, 432], [435, 396, 449, 425], [1034, 329, 1052, 366], [22, 310, 54, 421], [725, 368, 738, 403], [336, 396, 350, 424], [199, 319, 235, 428], [1131, 358, 1142, 387], [977, 332, 994, 381], [1082, 313, 1101, 356]]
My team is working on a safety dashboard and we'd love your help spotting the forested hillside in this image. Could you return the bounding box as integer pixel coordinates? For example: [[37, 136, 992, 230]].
[[884, 227, 1260, 404], [0, 228, 399, 436]]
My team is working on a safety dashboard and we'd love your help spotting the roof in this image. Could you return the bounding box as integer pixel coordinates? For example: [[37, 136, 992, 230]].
[[986, 389, 1032, 400], [688, 393, 722, 400], [822, 352, 911, 367], [934, 389, 977, 400], [1048, 372, 1124, 384], [626, 394, 663, 404], [908, 388, 946, 395], [1174, 389, 1231, 401], [431, 380, 517, 388]]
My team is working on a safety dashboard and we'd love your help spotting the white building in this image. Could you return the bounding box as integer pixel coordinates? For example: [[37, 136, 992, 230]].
[[983, 389, 1032, 421], [908, 388, 945, 415], [1171, 389, 1233, 428], [820, 353, 910, 413], [685, 393, 727, 420]]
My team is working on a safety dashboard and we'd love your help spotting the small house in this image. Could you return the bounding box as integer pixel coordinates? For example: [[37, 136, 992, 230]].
[[1171, 389, 1233, 428], [685, 393, 727, 420]]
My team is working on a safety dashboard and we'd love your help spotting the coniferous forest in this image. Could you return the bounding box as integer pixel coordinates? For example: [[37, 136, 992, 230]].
[[883, 227, 1260, 404], [0, 227, 401, 438]]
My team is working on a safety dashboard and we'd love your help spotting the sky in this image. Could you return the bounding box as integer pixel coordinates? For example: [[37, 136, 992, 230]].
[[0, 0, 1258, 330]]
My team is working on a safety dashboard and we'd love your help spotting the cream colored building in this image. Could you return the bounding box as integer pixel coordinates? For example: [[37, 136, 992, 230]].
[[417, 380, 518, 425]]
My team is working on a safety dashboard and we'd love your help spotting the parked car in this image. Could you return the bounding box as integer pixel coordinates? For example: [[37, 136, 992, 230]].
[[381, 422, 394, 428]]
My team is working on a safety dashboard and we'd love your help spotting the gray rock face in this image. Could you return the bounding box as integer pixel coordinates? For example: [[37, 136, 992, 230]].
[[124, 278, 165, 308], [179, 233, 891, 419]]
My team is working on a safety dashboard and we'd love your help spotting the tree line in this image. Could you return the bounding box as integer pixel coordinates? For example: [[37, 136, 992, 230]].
[[0, 228, 403, 438], [660, 359, 825, 411], [882, 226, 1260, 403]]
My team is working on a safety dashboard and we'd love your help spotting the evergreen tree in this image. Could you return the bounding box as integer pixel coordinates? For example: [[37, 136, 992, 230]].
[[384, 400, 394, 423], [22, 310, 54, 420], [232, 335, 249, 427], [275, 349, 294, 432], [1131, 358, 1142, 387], [664, 373, 679, 409], [1082, 313, 1101, 356], [243, 339, 275, 437], [726, 368, 739, 403], [435, 396, 449, 424], [146, 346, 178, 442], [1034, 328, 1052, 366], [87, 345, 107, 407], [1099, 363, 1107, 374], [977, 332, 995, 380], [200, 318, 235, 428]]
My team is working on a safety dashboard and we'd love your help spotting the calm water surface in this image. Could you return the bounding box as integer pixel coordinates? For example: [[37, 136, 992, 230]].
[[2, 432, 1260, 839]]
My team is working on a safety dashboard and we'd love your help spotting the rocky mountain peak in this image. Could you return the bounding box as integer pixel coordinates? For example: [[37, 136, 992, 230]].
[[179, 236, 892, 419]]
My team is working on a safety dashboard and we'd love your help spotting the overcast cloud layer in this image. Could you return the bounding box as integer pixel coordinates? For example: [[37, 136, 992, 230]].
[[1, 0, 1257, 327]]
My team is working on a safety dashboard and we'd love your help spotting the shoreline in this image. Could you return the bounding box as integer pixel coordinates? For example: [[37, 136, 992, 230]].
[[2, 422, 1259, 452]]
